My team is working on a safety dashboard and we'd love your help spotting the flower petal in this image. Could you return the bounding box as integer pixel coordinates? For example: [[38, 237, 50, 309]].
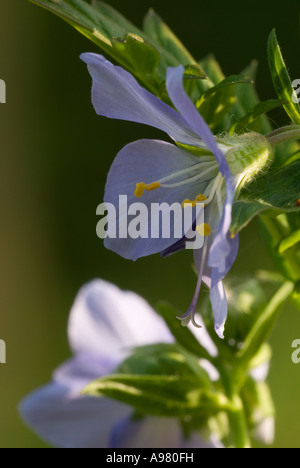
[[80, 53, 200, 146], [53, 353, 116, 394], [110, 415, 223, 448], [68, 280, 173, 359], [166, 66, 237, 278], [210, 281, 228, 339], [166, 66, 231, 178], [104, 139, 212, 260], [20, 382, 131, 448], [210, 234, 240, 287]]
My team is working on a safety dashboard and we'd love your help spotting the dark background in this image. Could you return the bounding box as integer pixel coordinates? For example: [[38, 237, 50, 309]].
[[0, 0, 299, 448]]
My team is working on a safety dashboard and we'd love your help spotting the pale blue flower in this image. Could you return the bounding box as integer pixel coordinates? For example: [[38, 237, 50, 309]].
[[81, 54, 241, 338], [20, 280, 222, 449]]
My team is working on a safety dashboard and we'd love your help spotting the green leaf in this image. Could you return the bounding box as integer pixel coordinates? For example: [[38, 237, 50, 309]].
[[231, 200, 266, 235], [83, 374, 232, 417], [183, 65, 207, 80], [229, 99, 287, 135], [237, 282, 294, 366], [156, 302, 213, 361], [143, 9, 204, 73], [232, 61, 272, 134], [278, 229, 300, 254], [28, 1, 161, 93], [111, 33, 160, 77], [196, 76, 253, 129], [199, 54, 225, 86], [91, 0, 144, 36], [143, 9, 207, 100], [231, 161, 300, 235], [268, 29, 300, 124], [117, 343, 211, 386]]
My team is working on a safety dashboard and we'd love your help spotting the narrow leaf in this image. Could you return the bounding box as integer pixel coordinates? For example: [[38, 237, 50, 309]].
[[230, 99, 287, 135], [268, 29, 300, 124], [231, 161, 300, 235], [278, 229, 300, 254], [83, 374, 231, 417], [196, 76, 253, 129]]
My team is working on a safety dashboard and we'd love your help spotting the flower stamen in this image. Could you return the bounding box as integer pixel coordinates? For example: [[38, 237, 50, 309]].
[[134, 161, 219, 199], [134, 181, 161, 198], [196, 223, 212, 237]]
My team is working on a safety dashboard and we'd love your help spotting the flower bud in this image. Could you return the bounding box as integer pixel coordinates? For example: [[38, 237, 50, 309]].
[[225, 133, 273, 188]]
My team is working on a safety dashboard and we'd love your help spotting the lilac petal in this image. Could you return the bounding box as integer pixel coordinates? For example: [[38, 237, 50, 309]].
[[53, 353, 117, 394], [80, 53, 201, 146], [68, 280, 173, 359], [20, 382, 131, 448], [166, 66, 231, 178], [208, 193, 237, 275], [104, 139, 210, 260], [193, 234, 238, 338], [210, 281, 228, 339], [110, 415, 222, 448], [166, 66, 237, 277], [210, 234, 240, 287]]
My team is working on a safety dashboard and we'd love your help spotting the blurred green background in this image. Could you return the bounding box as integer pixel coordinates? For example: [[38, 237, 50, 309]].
[[0, 0, 300, 448]]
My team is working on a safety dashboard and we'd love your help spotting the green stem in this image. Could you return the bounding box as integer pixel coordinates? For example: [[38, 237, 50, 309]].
[[267, 126, 300, 147], [228, 396, 251, 449]]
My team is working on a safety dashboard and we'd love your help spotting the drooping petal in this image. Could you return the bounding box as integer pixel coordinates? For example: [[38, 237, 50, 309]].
[[166, 66, 237, 274], [210, 234, 240, 287], [166, 66, 231, 178], [20, 382, 131, 448], [110, 415, 223, 448], [208, 196, 238, 277], [68, 280, 173, 359], [104, 139, 215, 260], [80, 53, 202, 147]]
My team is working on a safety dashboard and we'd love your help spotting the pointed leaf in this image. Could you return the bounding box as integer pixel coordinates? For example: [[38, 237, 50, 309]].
[[278, 229, 300, 254], [231, 161, 300, 235], [268, 29, 300, 124], [83, 374, 232, 417], [117, 343, 211, 386], [196, 75, 253, 129], [229, 99, 287, 135]]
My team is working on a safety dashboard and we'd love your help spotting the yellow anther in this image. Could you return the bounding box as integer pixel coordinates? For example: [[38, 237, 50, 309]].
[[182, 193, 207, 208], [134, 181, 161, 198], [196, 223, 212, 237]]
